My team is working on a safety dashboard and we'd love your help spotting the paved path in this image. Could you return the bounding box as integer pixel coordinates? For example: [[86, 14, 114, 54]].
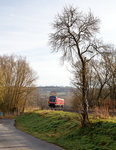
[[0, 119, 64, 150]]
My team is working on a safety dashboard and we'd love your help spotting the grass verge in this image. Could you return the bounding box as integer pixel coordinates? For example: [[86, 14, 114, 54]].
[[16, 110, 116, 150]]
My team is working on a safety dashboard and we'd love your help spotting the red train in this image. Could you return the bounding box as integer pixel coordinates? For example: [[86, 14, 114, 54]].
[[48, 96, 64, 108]]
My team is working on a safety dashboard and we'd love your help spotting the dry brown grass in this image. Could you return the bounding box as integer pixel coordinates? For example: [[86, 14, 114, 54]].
[[24, 107, 40, 113], [93, 106, 110, 119]]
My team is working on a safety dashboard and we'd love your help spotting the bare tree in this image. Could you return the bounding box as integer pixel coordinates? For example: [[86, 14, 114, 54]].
[[106, 51, 116, 101], [103, 50, 116, 111], [0, 55, 38, 114], [91, 59, 110, 102], [49, 5, 103, 126], [20, 87, 40, 113]]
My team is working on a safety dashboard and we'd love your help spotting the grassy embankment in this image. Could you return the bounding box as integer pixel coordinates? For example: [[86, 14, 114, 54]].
[[16, 110, 116, 150]]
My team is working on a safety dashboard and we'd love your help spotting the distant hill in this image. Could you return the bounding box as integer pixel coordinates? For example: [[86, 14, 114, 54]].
[[38, 86, 73, 98]]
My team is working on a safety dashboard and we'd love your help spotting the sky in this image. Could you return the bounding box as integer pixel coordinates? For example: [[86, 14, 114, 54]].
[[0, 0, 116, 86]]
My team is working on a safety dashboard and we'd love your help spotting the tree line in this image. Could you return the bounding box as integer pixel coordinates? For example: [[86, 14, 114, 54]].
[[72, 49, 116, 108], [0, 55, 38, 115]]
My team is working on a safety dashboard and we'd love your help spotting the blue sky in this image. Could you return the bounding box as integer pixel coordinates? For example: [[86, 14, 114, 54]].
[[0, 0, 116, 86]]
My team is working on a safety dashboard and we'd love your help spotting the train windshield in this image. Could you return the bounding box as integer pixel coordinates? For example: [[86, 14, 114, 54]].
[[50, 96, 56, 102]]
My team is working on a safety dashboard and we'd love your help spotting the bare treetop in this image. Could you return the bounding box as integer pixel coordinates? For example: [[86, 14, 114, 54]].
[[49, 5, 100, 62]]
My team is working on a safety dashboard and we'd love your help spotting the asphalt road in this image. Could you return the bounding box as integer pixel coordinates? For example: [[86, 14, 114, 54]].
[[0, 119, 64, 150]]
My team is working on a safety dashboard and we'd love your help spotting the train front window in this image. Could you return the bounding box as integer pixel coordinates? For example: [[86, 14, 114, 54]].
[[50, 96, 56, 102]]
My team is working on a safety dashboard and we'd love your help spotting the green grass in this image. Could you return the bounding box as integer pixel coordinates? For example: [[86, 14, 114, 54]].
[[16, 110, 116, 150]]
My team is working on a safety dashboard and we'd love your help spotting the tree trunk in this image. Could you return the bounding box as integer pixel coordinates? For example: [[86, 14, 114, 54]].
[[81, 60, 89, 127]]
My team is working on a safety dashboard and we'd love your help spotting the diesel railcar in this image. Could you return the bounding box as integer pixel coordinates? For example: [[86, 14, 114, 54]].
[[48, 96, 64, 108]]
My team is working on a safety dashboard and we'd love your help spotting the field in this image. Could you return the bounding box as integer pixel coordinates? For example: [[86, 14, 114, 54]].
[[16, 110, 116, 150]]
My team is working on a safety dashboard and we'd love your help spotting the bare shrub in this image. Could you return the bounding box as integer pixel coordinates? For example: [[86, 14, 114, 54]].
[[93, 106, 110, 119], [93, 98, 116, 118], [72, 95, 82, 111]]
